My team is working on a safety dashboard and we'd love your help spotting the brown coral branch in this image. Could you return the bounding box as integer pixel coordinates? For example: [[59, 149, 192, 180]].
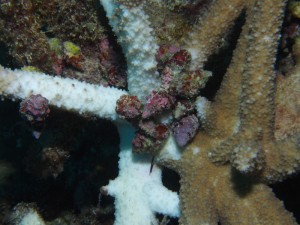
[[202, 8, 249, 138], [184, 0, 246, 67], [159, 0, 300, 224], [239, 0, 283, 138], [209, 0, 290, 169]]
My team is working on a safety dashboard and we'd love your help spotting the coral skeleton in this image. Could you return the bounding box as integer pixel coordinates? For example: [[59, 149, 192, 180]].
[[100, 0, 161, 101], [102, 124, 180, 225], [0, 0, 300, 224], [0, 67, 126, 120]]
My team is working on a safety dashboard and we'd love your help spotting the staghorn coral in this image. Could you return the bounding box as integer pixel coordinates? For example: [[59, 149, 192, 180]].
[[0, 0, 300, 224], [275, 67, 300, 140], [159, 0, 300, 224], [183, 0, 246, 67]]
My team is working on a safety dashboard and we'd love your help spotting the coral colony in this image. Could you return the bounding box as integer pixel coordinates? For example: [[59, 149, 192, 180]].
[[0, 0, 300, 224]]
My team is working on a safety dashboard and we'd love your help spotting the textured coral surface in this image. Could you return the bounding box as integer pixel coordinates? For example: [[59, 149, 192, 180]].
[[0, 0, 300, 224]]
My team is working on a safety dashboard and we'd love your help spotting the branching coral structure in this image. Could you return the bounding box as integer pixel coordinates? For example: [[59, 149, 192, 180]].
[[0, 0, 300, 224], [159, 0, 300, 224]]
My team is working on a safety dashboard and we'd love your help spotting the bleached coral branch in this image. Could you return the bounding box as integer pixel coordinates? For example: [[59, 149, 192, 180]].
[[0, 1, 181, 224], [103, 124, 180, 225], [0, 66, 180, 225], [97, 2, 181, 224], [0, 67, 127, 120], [100, 0, 161, 101]]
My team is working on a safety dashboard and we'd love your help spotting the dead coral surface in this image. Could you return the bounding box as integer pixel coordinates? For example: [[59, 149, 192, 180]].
[[0, 0, 124, 87]]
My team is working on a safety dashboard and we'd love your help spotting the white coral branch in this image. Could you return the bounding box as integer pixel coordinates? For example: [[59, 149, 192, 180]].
[[100, 0, 161, 101], [103, 124, 180, 225], [0, 67, 127, 120]]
